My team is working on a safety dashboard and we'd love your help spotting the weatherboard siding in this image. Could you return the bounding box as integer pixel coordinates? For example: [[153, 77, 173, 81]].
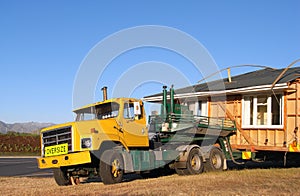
[[203, 80, 300, 151], [286, 79, 300, 147]]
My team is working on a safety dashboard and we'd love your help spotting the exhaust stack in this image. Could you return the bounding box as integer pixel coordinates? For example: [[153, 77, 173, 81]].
[[101, 86, 108, 101], [170, 85, 175, 114], [162, 86, 167, 116]]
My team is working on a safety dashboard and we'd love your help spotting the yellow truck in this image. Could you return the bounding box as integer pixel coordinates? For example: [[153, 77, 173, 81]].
[[37, 86, 237, 185]]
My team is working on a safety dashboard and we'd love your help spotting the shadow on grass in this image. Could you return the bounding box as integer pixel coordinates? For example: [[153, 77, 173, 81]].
[[82, 167, 175, 184], [81, 154, 300, 185]]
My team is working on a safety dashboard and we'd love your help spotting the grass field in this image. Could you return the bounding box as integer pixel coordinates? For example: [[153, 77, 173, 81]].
[[1, 168, 300, 196]]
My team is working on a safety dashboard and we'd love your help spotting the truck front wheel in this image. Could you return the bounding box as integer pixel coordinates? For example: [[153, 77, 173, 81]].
[[53, 167, 70, 186], [100, 150, 124, 184]]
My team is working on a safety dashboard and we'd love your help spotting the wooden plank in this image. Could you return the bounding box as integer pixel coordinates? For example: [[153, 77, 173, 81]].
[[284, 93, 288, 146], [274, 131, 278, 146], [231, 144, 290, 152], [218, 103, 255, 145]]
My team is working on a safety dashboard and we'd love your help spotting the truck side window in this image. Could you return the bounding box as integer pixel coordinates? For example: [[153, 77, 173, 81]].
[[123, 103, 135, 119], [96, 102, 119, 120]]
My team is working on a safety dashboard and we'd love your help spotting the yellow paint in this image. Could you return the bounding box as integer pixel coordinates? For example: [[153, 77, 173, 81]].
[[242, 151, 251, 160], [37, 151, 91, 169], [118, 99, 149, 147], [38, 97, 149, 168], [45, 143, 68, 157], [289, 144, 300, 152]]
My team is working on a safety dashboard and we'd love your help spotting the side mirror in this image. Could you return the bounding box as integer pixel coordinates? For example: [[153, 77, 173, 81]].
[[134, 102, 141, 115]]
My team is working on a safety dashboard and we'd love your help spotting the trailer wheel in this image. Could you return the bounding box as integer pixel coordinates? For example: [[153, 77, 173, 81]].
[[53, 167, 70, 186], [185, 148, 204, 175], [204, 147, 225, 172], [100, 150, 124, 184]]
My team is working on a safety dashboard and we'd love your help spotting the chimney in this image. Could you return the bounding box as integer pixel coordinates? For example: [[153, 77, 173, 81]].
[[101, 86, 108, 101]]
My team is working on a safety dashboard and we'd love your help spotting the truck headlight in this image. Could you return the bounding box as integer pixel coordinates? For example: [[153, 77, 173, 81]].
[[81, 138, 92, 148]]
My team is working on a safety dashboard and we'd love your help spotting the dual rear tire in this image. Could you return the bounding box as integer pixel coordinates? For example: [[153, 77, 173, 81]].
[[175, 148, 204, 175], [175, 147, 225, 175], [204, 147, 225, 172]]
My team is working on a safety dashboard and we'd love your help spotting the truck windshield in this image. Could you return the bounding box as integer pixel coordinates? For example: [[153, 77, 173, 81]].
[[96, 102, 119, 120], [75, 102, 120, 121], [75, 107, 96, 121]]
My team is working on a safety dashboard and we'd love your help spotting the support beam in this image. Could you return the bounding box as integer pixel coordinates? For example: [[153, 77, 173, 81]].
[[218, 103, 255, 146]]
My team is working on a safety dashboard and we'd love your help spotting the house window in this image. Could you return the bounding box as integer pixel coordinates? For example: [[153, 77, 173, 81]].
[[188, 100, 208, 116], [198, 100, 208, 116], [242, 94, 283, 128]]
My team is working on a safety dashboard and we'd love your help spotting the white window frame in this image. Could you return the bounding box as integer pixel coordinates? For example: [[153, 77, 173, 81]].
[[192, 100, 208, 116], [242, 94, 284, 129]]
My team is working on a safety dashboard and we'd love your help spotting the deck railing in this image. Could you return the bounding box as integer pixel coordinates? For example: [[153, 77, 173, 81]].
[[149, 114, 236, 132]]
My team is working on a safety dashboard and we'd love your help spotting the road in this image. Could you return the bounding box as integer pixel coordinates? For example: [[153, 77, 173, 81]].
[[0, 157, 294, 178], [0, 157, 52, 177]]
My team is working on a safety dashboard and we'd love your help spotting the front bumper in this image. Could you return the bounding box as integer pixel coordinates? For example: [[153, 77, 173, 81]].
[[37, 151, 91, 169]]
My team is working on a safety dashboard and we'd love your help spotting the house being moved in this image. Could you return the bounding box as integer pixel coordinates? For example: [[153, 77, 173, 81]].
[[144, 66, 300, 155]]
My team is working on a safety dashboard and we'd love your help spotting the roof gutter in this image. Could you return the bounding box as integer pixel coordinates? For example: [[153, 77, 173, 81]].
[[143, 83, 288, 102]]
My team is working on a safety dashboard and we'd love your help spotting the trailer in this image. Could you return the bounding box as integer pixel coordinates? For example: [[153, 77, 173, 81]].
[[37, 86, 240, 185], [144, 65, 300, 166]]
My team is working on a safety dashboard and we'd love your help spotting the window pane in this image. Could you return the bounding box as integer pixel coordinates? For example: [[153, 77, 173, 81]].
[[124, 103, 135, 119], [271, 95, 281, 125], [96, 102, 119, 119], [196, 100, 208, 116], [250, 97, 253, 125], [75, 107, 96, 121], [243, 94, 283, 127], [198, 101, 202, 116], [243, 96, 253, 125], [257, 96, 267, 125]]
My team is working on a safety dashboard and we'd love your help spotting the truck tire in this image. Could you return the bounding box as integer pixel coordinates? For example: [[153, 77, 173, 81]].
[[53, 167, 70, 186], [100, 150, 124, 184], [185, 148, 204, 175], [204, 147, 225, 172]]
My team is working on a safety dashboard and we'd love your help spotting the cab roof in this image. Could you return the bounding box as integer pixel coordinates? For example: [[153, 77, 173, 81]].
[[73, 97, 141, 112]]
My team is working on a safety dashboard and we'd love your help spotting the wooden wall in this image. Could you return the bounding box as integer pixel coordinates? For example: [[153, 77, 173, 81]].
[[286, 79, 300, 146], [206, 80, 300, 151]]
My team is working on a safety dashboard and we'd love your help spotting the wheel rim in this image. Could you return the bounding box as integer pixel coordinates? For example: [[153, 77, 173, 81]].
[[111, 159, 121, 178], [211, 153, 222, 169], [191, 154, 201, 171]]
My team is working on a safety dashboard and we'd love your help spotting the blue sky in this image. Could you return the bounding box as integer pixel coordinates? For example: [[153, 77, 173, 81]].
[[0, 0, 299, 123]]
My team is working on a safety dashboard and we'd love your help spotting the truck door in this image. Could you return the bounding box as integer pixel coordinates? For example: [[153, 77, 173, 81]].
[[120, 101, 149, 147]]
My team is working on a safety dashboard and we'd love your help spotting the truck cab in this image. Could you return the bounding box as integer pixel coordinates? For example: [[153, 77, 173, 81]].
[[37, 97, 149, 184], [74, 98, 149, 149]]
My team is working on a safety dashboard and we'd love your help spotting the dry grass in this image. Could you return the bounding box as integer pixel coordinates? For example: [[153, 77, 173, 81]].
[[1, 168, 300, 196]]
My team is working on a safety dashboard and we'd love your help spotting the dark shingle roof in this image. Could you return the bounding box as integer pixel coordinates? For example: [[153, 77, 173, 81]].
[[144, 67, 300, 98]]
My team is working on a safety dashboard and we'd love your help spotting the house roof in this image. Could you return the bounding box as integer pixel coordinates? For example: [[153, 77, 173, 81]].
[[144, 66, 300, 100]]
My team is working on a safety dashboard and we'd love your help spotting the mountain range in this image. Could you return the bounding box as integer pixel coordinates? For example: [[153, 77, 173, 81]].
[[0, 121, 55, 134]]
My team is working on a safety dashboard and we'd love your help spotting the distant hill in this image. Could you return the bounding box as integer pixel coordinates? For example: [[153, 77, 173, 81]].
[[0, 121, 55, 134]]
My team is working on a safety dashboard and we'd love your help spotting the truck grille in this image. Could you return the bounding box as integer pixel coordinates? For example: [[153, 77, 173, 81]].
[[42, 126, 73, 154]]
